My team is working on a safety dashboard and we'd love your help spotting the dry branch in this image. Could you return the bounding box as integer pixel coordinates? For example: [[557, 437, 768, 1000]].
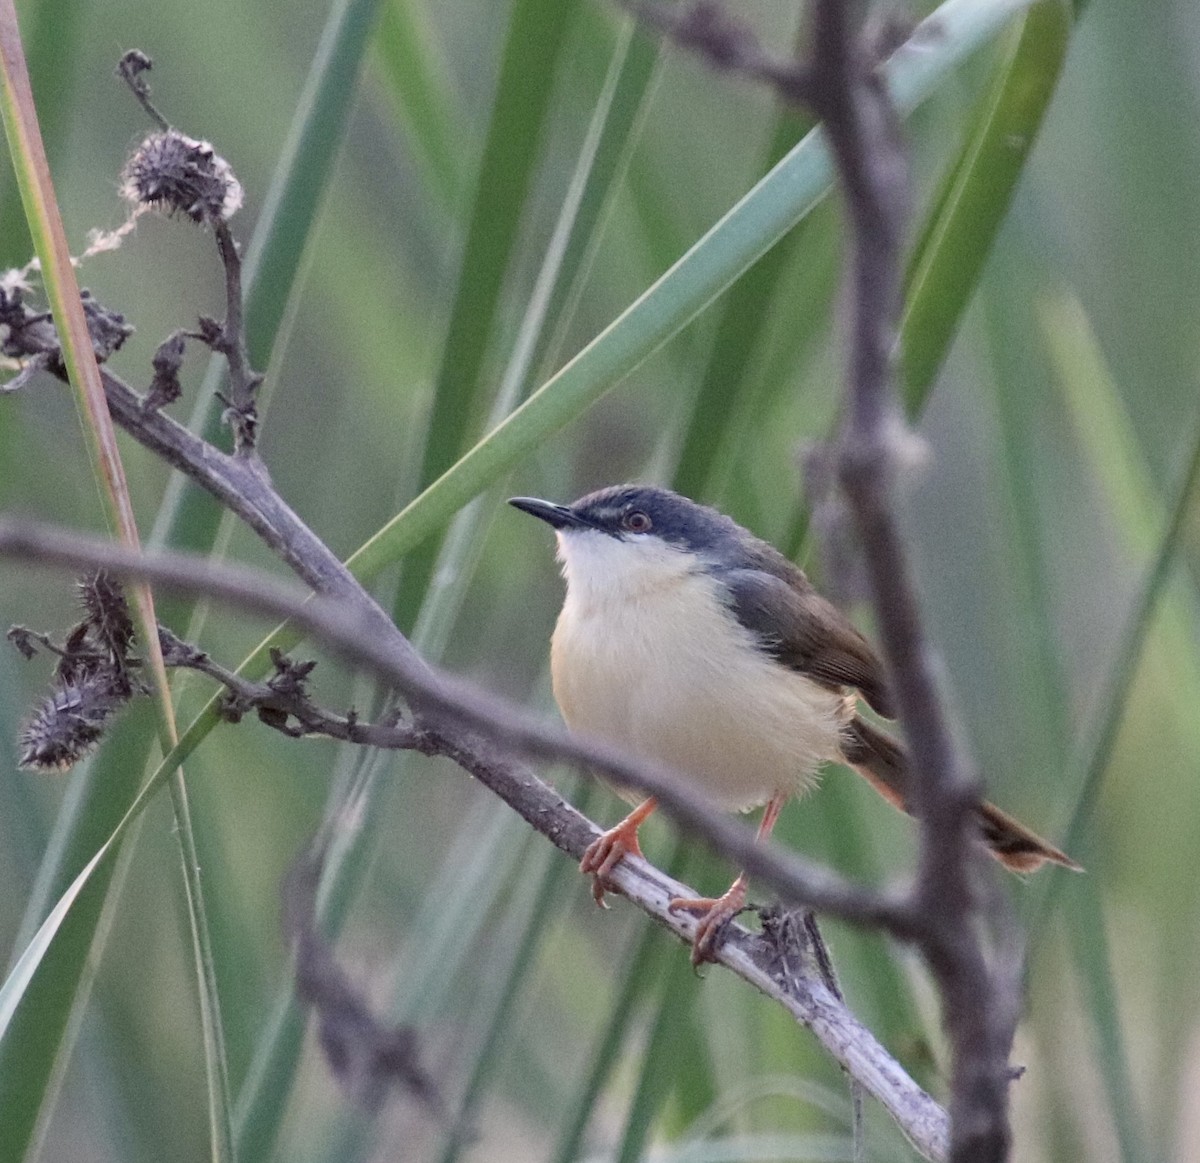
[[631, 3, 1028, 1158]]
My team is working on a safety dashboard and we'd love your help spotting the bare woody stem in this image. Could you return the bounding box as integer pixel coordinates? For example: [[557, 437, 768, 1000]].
[[210, 221, 262, 453], [626, 3, 1026, 1159], [813, 2, 1020, 1159]]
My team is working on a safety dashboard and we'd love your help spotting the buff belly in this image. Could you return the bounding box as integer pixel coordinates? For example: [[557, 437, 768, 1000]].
[[550, 570, 851, 812]]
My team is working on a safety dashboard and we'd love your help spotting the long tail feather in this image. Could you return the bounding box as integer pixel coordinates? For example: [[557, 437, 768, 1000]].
[[839, 717, 1082, 873]]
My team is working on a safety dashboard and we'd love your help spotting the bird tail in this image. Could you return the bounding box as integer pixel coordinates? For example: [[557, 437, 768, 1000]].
[[839, 716, 1082, 873]]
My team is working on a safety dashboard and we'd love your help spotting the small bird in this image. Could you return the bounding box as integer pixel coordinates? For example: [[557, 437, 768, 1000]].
[[510, 485, 1079, 964]]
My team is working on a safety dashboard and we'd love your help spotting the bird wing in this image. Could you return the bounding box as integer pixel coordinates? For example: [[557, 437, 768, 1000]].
[[718, 567, 895, 718]]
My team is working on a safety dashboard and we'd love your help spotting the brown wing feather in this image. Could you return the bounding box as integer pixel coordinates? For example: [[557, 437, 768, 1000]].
[[720, 567, 895, 717]]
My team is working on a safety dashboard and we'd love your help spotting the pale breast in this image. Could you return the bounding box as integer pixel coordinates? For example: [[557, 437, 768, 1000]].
[[550, 569, 851, 812]]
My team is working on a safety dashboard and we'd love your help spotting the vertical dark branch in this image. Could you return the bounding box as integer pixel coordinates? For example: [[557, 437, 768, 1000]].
[[814, 2, 1019, 1160], [602, 4, 1026, 1156]]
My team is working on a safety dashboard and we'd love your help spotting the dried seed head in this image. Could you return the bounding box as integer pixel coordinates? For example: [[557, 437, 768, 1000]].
[[18, 672, 128, 771], [120, 129, 243, 225], [77, 570, 136, 663]]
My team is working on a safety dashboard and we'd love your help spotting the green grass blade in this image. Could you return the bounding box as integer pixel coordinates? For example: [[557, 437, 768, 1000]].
[[347, 0, 1043, 584], [0, 697, 208, 1036], [550, 845, 681, 1163], [669, 5, 814, 507], [373, 0, 464, 209], [1027, 293, 1200, 1160], [671, 110, 814, 500], [485, 18, 651, 426], [411, 0, 579, 488], [434, 836, 572, 1163], [900, 0, 1071, 414], [616, 945, 704, 1163], [0, 0, 82, 266], [528, 11, 665, 383], [240, 0, 384, 375], [151, 0, 386, 563], [982, 254, 1072, 773], [392, 0, 581, 632], [985, 277, 1150, 1159], [1030, 296, 1200, 926], [0, 8, 232, 1158], [1064, 875, 1149, 1163]]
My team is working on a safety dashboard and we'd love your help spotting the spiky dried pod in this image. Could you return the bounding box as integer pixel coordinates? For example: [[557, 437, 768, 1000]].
[[78, 570, 136, 664], [18, 672, 130, 771], [53, 621, 106, 686], [120, 129, 243, 225]]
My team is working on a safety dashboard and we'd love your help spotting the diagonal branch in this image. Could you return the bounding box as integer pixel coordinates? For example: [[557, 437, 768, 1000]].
[[3, 285, 947, 1150], [0, 518, 913, 935], [0, 517, 946, 1159]]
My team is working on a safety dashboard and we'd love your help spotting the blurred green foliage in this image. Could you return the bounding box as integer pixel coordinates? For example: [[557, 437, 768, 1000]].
[[1, 0, 1199, 1161]]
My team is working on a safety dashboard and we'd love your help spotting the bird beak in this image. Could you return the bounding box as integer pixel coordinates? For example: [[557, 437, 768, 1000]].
[[508, 496, 594, 531]]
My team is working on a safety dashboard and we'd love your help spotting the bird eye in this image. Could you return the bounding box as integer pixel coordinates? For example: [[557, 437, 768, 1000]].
[[623, 510, 652, 533]]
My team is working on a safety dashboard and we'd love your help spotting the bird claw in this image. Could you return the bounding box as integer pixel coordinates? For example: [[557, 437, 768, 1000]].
[[669, 878, 749, 966], [580, 819, 645, 908]]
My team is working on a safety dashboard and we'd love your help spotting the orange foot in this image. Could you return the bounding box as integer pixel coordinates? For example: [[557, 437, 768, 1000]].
[[669, 875, 749, 966], [580, 807, 652, 908]]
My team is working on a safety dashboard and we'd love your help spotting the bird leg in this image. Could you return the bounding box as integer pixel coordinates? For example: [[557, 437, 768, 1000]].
[[668, 791, 787, 966], [580, 796, 658, 907]]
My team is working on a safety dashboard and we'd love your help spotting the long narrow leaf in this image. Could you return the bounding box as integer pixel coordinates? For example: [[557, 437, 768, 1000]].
[[0, 7, 232, 1160], [900, 0, 1071, 412], [550, 841, 683, 1163], [1030, 308, 1200, 930], [348, 0, 1043, 583], [392, 0, 581, 633], [373, 0, 464, 209]]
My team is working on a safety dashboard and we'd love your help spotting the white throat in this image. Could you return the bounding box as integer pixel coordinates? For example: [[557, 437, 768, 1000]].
[[555, 529, 702, 610]]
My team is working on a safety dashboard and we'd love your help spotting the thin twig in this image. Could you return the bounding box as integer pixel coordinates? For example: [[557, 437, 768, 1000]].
[[0, 519, 914, 935], [6, 299, 927, 914], [210, 221, 261, 452], [116, 50, 169, 131], [617, 0, 817, 104], [282, 837, 445, 1116]]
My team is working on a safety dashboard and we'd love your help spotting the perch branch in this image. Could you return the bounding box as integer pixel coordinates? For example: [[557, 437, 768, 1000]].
[[0, 519, 945, 1160]]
